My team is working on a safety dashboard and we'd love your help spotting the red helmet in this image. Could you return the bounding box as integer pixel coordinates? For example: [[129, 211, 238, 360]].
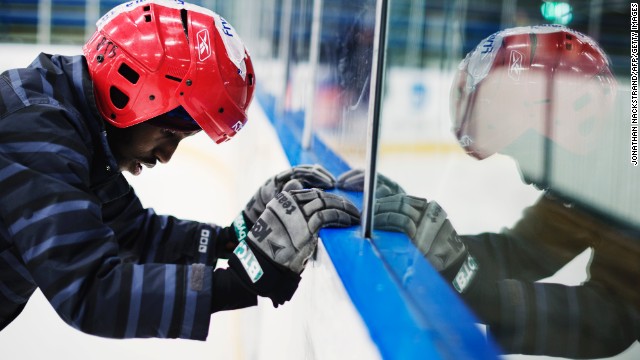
[[450, 25, 617, 159], [83, 0, 255, 143]]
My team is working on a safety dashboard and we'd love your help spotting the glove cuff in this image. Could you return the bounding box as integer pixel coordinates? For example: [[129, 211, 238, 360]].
[[213, 213, 251, 260], [449, 254, 479, 294], [228, 240, 301, 307], [232, 212, 251, 243], [211, 268, 258, 313]]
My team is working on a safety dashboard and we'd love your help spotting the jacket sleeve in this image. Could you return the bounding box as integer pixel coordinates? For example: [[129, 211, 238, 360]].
[[0, 108, 214, 340], [102, 186, 236, 267]]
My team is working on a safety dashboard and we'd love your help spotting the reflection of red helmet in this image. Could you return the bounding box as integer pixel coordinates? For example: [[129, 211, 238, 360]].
[[450, 25, 617, 159], [83, 0, 255, 143]]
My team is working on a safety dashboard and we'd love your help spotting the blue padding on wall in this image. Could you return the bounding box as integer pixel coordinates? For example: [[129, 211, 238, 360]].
[[257, 89, 501, 360]]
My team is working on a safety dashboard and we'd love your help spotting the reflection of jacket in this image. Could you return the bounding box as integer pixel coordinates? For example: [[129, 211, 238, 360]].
[[508, 194, 640, 310], [461, 194, 640, 357], [0, 54, 222, 339]]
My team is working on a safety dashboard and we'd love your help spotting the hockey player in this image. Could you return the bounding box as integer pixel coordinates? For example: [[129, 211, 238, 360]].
[[0, 0, 360, 340], [340, 25, 639, 358]]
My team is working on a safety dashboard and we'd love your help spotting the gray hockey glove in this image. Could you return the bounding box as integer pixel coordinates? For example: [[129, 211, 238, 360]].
[[336, 169, 406, 198], [240, 164, 336, 228], [228, 189, 360, 307], [374, 194, 478, 293], [223, 165, 337, 258]]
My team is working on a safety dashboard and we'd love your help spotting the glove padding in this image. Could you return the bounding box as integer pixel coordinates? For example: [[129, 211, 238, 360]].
[[336, 169, 406, 198], [243, 165, 337, 229], [228, 188, 361, 307], [374, 194, 478, 293]]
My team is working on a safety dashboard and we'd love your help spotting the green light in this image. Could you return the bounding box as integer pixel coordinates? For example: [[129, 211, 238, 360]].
[[540, 2, 573, 25]]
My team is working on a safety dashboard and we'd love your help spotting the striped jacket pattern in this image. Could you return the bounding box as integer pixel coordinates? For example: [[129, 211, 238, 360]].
[[0, 53, 227, 340]]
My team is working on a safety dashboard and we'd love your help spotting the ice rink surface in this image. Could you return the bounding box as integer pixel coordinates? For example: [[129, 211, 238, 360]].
[[0, 44, 639, 360]]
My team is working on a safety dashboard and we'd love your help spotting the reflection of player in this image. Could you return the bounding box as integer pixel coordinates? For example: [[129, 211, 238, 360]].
[[447, 26, 639, 358], [335, 7, 374, 111], [451, 24, 617, 162], [342, 26, 640, 358], [313, 7, 375, 129]]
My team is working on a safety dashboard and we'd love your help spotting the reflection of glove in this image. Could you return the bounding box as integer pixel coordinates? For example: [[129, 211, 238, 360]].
[[228, 189, 361, 307], [374, 194, 478, 293], [243, 165, 337, 229], [336, 169, 405, 198]]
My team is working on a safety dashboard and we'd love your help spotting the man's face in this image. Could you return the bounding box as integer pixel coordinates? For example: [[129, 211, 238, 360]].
[[107, 121, 199, 176]]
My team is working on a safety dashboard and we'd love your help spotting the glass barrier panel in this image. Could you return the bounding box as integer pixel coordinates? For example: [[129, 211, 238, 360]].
[[375, 0, 638, 359], [307, 0, 376, 169], [227, 0, 284, 99]]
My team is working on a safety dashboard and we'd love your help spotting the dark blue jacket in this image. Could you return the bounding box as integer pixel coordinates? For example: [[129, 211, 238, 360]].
[[0, 53, 227, 340]]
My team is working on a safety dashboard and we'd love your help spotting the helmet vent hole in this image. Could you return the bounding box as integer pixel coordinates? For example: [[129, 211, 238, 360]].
[[248, 73, 254, 86], [165, 74, 182, 82], [110, 86, 130, 110], [218, 108, 224, 113], [565, 43, 572, 50], [144, 14, 152, 22], [118, 63, 140, 84], [180, 9, 189, 43], [143, 5, 150, 11]]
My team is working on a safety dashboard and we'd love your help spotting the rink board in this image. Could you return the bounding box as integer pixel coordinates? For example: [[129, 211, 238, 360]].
[[257, 90, 502, 360]]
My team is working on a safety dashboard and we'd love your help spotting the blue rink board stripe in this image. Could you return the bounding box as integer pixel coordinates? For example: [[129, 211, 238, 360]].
[[257, 90, 501, 360]]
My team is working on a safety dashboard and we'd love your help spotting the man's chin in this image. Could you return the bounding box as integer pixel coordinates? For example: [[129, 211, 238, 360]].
[[131, 162, 143, 176], [120, 162, 143, 176]]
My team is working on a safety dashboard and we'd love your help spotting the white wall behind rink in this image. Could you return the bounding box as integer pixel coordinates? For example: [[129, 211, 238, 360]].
[[0, 44, 380, 360]]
